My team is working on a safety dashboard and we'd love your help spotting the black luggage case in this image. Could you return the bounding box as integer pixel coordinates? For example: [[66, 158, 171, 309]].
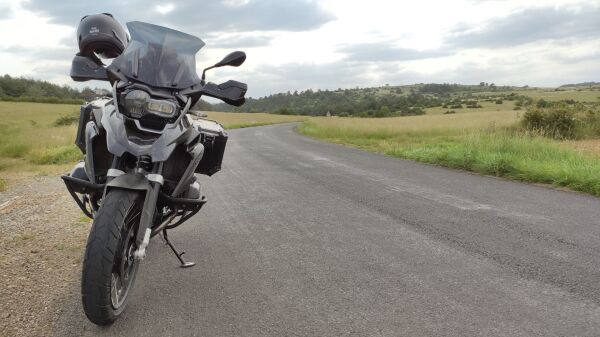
[[192, 118, 228, 176]]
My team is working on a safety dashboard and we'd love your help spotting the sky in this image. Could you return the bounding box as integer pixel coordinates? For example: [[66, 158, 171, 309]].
[[0, 0, 599, 97]]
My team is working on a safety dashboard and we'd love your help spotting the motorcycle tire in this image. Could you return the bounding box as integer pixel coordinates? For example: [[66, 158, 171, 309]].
[[81, 189, 143, 325]]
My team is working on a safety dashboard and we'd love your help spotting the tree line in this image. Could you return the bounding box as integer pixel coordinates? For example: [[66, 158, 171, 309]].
[[207, 84, 524, 117], [0, 74, 107, 104], [208, 87, 446, 117]]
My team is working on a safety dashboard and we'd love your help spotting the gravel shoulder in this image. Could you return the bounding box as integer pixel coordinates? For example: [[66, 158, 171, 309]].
[[0, 173, 89, 337]]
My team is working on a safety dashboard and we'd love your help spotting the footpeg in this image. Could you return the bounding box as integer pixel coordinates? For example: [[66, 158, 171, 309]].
[[162, 229, 196, 268]]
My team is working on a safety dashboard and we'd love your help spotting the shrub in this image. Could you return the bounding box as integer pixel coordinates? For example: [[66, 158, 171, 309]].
[[522, 104, 576, 139], [536, 99, 549, 108], [53, 113, 79, 126], [495, 99, 503, 104]]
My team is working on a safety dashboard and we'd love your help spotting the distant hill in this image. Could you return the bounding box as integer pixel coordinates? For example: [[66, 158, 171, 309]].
[[208, 83, 520, 117], [559, 82, 600, 88], [0, 75, 537, 116]]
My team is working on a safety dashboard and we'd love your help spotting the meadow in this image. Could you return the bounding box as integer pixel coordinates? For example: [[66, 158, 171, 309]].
[[0, 101, 304, 190], [299, 89, 600, 197], [3, 86, 600, 196]]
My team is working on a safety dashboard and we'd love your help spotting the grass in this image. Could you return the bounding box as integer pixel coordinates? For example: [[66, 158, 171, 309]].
[[425, 100, 517, 115], [299, 111, 600, 197], [203, 111, 306, 128], [302, 110, 519, 135], [514, 88, 600, 102], [0, 101, 305, 176], [0, 102, 81, 173]]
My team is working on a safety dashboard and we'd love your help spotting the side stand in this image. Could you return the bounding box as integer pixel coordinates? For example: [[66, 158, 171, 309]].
[[162, 229, 196, 268]]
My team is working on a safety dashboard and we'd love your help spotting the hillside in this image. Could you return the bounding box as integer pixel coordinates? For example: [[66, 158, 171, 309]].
[[209, 83, 528, 117]]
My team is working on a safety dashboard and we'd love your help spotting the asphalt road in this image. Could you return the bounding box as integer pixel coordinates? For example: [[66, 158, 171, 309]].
[[56, 123, 600, 336]]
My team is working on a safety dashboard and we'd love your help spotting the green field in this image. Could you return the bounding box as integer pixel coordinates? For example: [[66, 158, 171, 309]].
[[299, 103, 600, 197], [0, 101, 304, 190]]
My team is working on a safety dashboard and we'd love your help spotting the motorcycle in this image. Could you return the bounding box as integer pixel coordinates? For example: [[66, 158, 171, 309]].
[[62, 16, 247, 325]]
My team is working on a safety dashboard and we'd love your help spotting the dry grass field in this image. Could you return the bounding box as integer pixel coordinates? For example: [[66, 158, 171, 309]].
[[309, 110, 519, 134], [425, 100, 517, 115], [203, 111, 306, 128]]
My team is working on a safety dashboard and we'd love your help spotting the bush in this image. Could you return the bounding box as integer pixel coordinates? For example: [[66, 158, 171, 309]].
[[495, 99, 503, 104], [53, 113, 79, 126], [522, 105, 576, 139], [536, 99, 549, 108]]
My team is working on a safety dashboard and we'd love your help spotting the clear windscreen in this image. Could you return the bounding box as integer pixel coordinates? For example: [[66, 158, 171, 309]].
[[108, 21, 205, 89]]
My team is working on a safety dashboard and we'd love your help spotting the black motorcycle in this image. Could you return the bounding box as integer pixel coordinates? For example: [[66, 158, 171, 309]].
[[62, 14, 247, 325]]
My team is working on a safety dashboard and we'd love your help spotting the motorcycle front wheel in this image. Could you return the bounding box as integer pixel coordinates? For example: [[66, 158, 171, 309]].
[[81, 189, 143, 325]]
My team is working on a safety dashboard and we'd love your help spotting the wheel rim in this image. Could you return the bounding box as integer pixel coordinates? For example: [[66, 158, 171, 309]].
[[110, 209, 140, 310]]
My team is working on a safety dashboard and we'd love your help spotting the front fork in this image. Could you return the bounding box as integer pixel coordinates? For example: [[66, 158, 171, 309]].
[[106, 156, 164, 260]]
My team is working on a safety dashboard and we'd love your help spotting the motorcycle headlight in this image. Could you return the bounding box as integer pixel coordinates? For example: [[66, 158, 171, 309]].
[[146, 99, 176, 117], [122, 90, 177, 118], [123, 90, 149, 118]]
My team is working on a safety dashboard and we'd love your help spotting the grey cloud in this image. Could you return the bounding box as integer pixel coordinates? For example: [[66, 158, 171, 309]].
[[447, 5, 600, 48], [0, 3, 13, 20], [339, 42, 453, 62], [1, 45, 30, 53], [23, 0, 334, 34], [2, 45, 75, 61], [212, 50, 600, 98], [204, 34, 273, 49]]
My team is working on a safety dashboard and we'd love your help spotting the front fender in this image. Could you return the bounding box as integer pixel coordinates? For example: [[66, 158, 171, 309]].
[[106, 173, 151, 192]]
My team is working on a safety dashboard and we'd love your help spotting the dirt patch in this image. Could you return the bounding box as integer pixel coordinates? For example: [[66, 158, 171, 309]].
[[0, 173, 89, 337]]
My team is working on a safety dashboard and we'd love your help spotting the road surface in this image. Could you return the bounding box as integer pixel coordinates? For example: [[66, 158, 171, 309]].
[[56, 123, 600, 336]]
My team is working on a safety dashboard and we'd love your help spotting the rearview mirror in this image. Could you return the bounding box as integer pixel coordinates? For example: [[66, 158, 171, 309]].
[[216, 51, 246, 67], [201, 51, 246, 82]]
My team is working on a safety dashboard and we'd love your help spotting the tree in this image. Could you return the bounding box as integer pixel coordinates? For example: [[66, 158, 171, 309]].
[[81, 87, 96, 101]]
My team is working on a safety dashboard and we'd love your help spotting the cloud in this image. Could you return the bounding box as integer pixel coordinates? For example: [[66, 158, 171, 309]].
[[0, 3, 13, 20], [210, 61, 424, 97], [2, 45, 74, 61], [339, 42, 453, 62], [447, 5, 600, 48], [204, 34, 274, 49], [23, 0, 335, 34]]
